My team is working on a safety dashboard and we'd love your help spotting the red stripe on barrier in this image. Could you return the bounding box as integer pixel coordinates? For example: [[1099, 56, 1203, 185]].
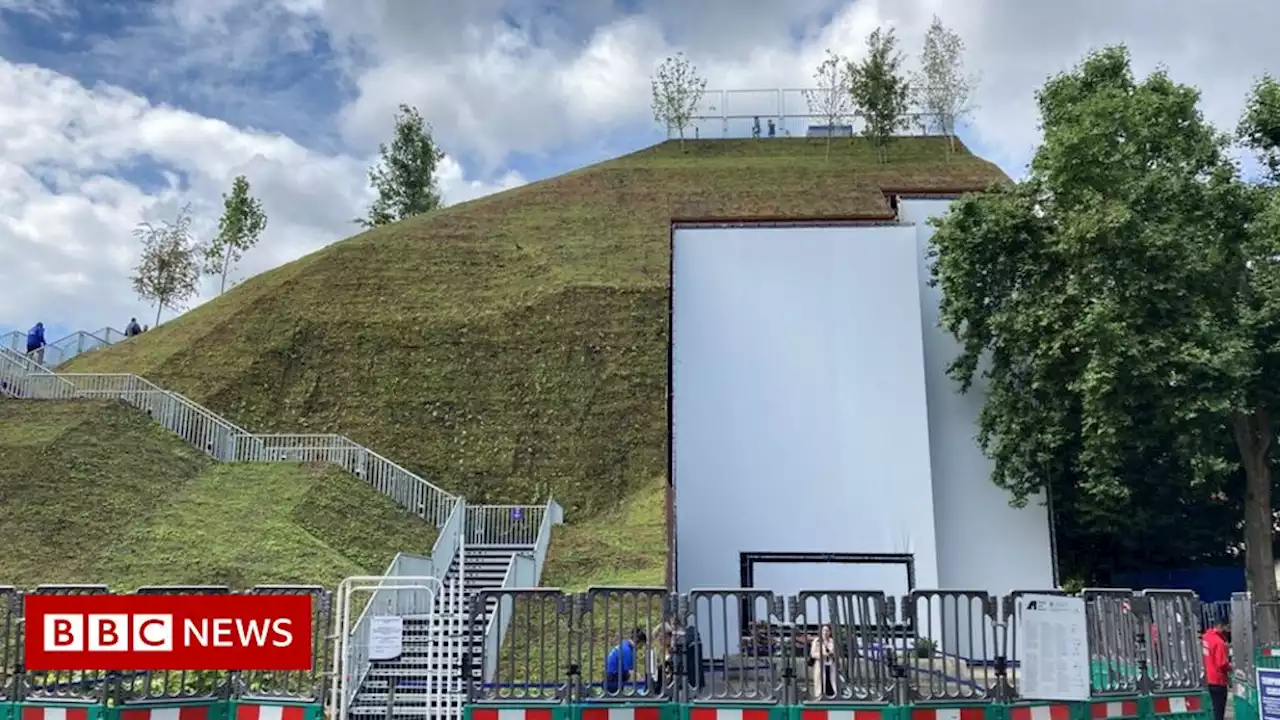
[[689, 710, 772, 720], [1090, 701, 1140, 719], [911, 708, 987, 720], [1010, 706, 1073, 720], [582, 709, 663, 720], [120, 707, 211, 720], [802, 710, 885, 720], [22, 709, 90, 720], [1152, 696, 1202, 714], [470, 710, 499, 720]]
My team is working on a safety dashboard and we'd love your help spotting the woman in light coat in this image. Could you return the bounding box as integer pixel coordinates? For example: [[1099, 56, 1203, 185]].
[[809, 623, 838, 698]]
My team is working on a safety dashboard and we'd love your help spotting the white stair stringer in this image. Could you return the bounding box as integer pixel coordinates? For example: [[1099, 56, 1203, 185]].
[[346, 545, 532, 720]]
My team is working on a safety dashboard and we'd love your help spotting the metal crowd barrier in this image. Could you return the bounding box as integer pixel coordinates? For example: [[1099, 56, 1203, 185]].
[[0, 584, 331, 720], [462, 586, 1209, 708]]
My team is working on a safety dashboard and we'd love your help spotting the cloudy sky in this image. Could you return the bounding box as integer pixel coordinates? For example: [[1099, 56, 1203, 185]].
[[0, 0, 1276, 341]]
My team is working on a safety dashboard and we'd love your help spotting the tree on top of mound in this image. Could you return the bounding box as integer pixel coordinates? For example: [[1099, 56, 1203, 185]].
[[929, 46, 1280, 627], [360, 104, 446, 228]]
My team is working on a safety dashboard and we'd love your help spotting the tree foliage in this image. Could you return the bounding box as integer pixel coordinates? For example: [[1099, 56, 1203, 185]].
[[929, 46, 1280, 625], [849, 27, 912, 162], [651, 53, 708, 151], [131, 204, 203, 327], [913, 15, 978, 156], [802, 50, 854, 160], [205, 175, 267, 294], [361, 104, 446, 228]]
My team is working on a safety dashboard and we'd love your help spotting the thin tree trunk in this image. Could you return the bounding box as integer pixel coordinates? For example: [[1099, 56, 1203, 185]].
[[826, 130, 832, 161], [154, 303, 163, 328], [1236, 408, 1279, 642], [220, 244, 231, 295]]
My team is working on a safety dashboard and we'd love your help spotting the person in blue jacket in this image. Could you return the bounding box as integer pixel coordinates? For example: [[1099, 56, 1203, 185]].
[[26, 322, 46, 364], [603, 628, 646, 694]]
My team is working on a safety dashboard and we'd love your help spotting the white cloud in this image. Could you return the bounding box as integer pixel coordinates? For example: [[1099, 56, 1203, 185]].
[[324, 0, 1280, 173], [0, 59, 523, 332]]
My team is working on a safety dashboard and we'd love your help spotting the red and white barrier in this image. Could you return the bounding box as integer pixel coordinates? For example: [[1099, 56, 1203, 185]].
[[911, 708, 988, 720], [1009, 706, 1072, 720], [470, 709, 556, 720], [688, 709, 773, 720], [22, 708, 91, 720], [581, 708, 664, 720], [1091, 700, 1140, 719], [120, 708, 211, 720], [1152, 696, 1203, 715], [801, 709, 886, 720]]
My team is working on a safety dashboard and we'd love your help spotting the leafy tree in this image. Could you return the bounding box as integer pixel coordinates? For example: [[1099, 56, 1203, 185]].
[[802, 50, 854, 160], [929, 46, 1280, 630], [204, 175, 267, 295], [361, 104, 446, 228], [131, 204, 203, 327], [849, 27, 913, 162], [651, 52, 708, 152], [912, 15, 979, 156]]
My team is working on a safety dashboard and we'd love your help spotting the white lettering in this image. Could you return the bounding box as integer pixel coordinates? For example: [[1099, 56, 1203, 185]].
[[235, 619, 269, 646], [212, 618, 234, 647], [271, 618, 293, 647], [183, 618, 208, 646]]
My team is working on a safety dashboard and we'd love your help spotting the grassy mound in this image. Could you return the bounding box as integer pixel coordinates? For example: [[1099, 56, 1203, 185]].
[[0, 399, 437, 589], [65, 138, 1007, 587]]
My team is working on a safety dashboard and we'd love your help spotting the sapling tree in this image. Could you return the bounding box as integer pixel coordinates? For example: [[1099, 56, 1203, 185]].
[[802, 50, 854, 160], [204, 175, 267, 294], [361, 104, 446, 228], [849, 27, 913, 162], [913, 15, 979, 156], [651, 53, 708, 151], [131, 204, 203, 327]]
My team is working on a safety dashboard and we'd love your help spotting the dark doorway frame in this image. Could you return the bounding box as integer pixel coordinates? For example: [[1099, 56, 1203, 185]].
[[736, 551, 916, 637]]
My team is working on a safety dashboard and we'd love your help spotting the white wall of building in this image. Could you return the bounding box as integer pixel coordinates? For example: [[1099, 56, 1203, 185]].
[[671, 224, 940, 596], [898, 199, 1056, 595]]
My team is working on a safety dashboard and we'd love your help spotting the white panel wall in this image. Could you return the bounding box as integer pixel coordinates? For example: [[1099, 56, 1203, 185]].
[[898, 199, 1056, 595], [671, 225, 939, 596]]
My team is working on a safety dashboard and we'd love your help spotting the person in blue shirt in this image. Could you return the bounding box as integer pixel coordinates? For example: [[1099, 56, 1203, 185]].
[[26, 322, 46, 364], [604, 628, 646, 694]]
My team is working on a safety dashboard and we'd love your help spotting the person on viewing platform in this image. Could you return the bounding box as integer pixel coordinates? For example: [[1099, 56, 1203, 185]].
[[26, 322, 45, 364], [604, 628, 645, 694], [809, 623, 838, 698], [648, 618, 676, 693], [1202, 618, 1230, 720], [125, 318, 142, 337]]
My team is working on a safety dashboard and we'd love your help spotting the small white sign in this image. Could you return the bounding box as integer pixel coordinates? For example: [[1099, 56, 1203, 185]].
[[1015, 594, 1091, 702], [368, 616, 404, 661]]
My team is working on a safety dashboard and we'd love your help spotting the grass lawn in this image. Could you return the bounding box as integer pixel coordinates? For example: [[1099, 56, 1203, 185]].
[[0, 399, 436, 590], [63, 137, 1007, 590]]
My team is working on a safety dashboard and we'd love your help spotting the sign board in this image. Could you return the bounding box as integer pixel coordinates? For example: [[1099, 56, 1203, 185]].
[[1015, 594, 1091, 702], [368, 616, 404, 661], [1257, 667, 1280, 720]]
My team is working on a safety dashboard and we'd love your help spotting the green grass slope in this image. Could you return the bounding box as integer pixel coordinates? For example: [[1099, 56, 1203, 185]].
[[66, 138, 1008, 587], [0, 399, 437, 589]]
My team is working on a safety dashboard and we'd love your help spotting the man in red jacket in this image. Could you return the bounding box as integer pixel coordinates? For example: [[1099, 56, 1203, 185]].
[[1202, 618, 1231, 720]]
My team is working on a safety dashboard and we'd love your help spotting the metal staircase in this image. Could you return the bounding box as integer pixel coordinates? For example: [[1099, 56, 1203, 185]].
[[0, 338, 565, 720], [2, 327, 125, 367], [348, 545, 533, 719]]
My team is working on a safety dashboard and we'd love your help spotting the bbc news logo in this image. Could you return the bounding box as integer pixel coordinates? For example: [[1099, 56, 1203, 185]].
[[24, 594, 313, 671]]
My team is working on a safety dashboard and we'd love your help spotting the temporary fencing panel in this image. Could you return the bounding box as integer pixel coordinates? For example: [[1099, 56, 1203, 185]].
[[0, 586, 330, 720], [461, 588, 1209, 720]]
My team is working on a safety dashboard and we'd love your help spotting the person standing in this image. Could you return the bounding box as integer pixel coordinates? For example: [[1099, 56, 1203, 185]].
[[25, 322, 46, 364], [1202, 618, 1230, 720]]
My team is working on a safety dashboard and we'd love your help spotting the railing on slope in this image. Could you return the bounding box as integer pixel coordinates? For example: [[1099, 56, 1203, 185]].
[[477, 497, 564, 684], [0, 360, 459, 526], [2, 327, 125, 367], [342, 497, 467, 711], [466, 504, 554, 546]]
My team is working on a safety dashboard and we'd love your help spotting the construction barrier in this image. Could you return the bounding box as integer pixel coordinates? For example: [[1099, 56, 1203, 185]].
[[0, 586, 330, 720], [460, 588, 1211, 720]]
